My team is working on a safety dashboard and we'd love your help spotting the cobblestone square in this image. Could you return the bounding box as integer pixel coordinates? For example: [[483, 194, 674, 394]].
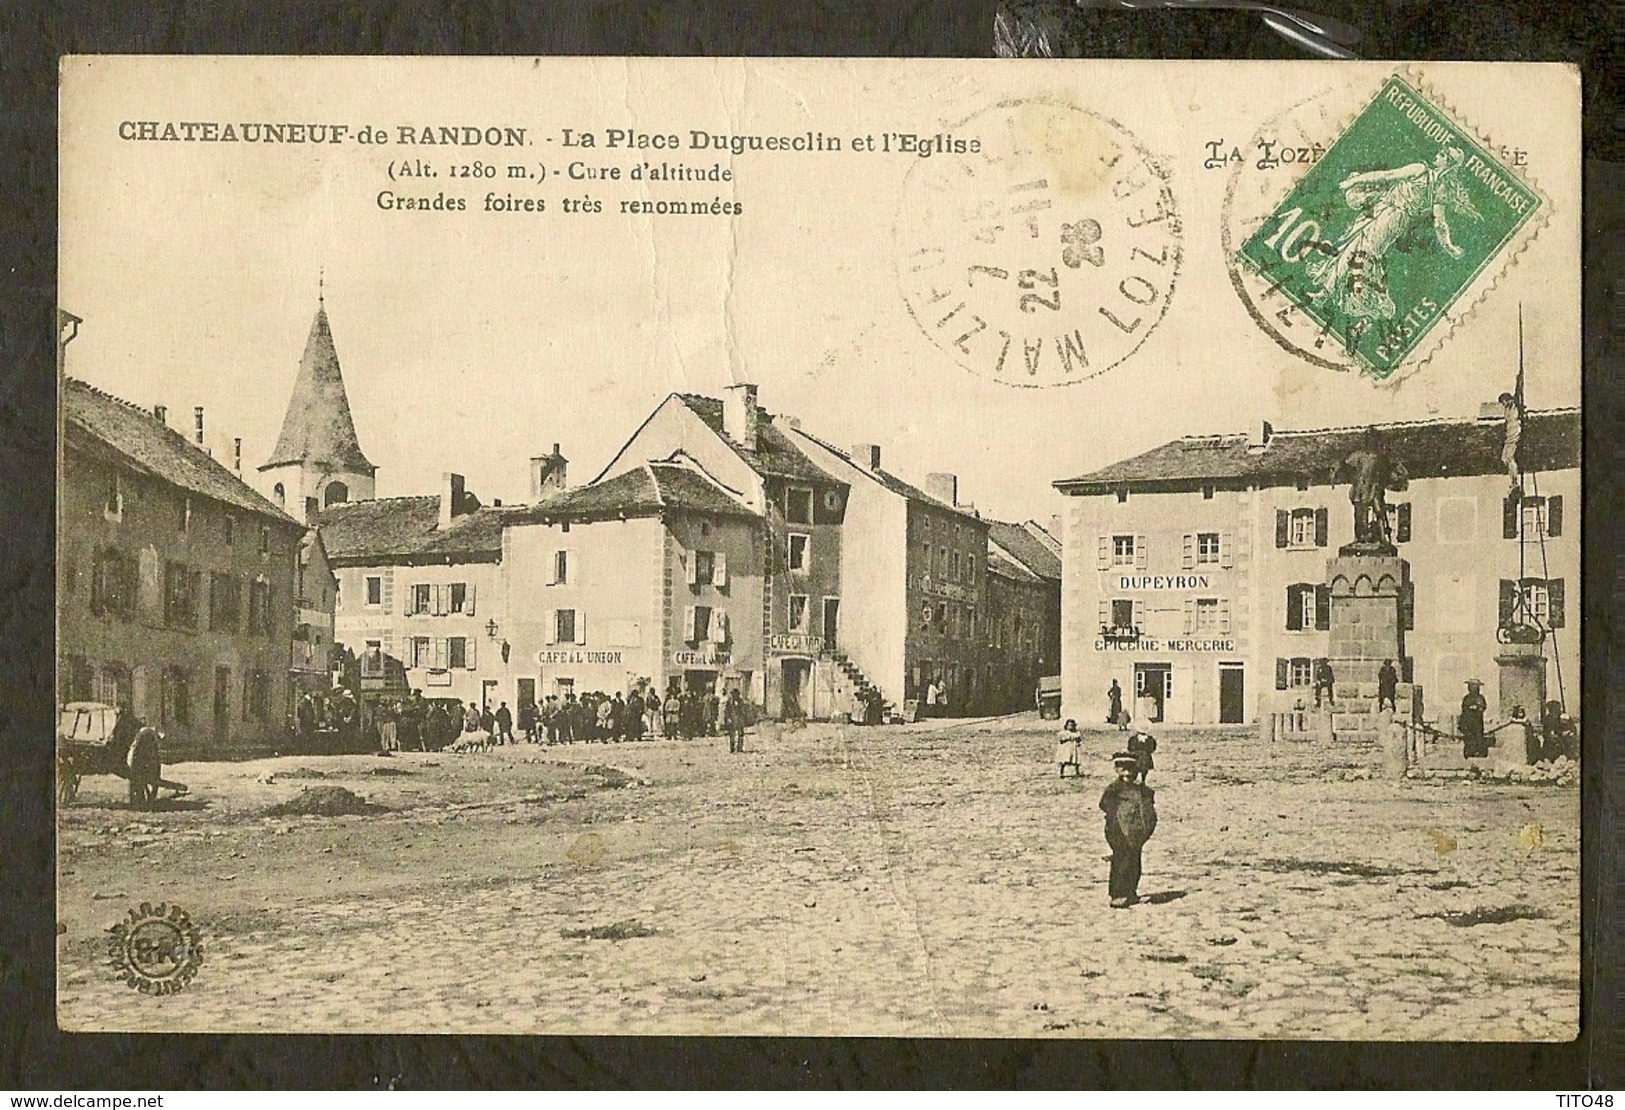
[[58, 716, 1579, 1038]]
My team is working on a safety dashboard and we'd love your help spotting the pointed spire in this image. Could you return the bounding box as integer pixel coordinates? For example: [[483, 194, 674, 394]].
[[260, 302, 376, 474]]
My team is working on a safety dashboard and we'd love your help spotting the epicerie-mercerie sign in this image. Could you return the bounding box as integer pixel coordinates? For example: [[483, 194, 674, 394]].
[[1116, 575, 1212, 590], [536, 649, 625, 666], [1093, 638, 1236, 652]]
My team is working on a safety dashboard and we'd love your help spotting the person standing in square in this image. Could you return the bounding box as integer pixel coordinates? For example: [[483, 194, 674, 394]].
[[1100, 752, 1157, 908]]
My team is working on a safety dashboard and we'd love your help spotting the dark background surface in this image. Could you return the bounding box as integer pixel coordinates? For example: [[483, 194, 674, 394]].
[[2, 0, 1619, 1089]]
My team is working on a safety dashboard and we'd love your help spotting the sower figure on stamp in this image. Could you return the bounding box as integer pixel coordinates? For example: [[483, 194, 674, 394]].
[[1100, 752, 1157, 908]]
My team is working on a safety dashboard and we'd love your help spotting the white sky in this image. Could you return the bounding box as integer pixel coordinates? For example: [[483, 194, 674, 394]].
[[60, 58, 1581, 522]]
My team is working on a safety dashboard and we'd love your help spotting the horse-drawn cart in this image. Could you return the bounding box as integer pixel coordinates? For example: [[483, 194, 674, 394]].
[[57, 702, 188, 806]]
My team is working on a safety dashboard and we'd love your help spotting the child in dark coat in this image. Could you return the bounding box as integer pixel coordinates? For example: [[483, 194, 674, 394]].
[[1100, 752, 1158, 908]]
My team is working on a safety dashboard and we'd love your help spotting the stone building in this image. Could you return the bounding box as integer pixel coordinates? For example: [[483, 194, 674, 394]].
[[789, 432, 990, 714], [59, 378, 309, 754], [596, 386, 853, 718], [499, 453, 766, 708], [983, 519, 1063, 714], [1053, 406, 1580, 727]]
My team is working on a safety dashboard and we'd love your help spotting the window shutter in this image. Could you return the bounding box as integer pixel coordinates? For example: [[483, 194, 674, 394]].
[[1395, 503, 1412, 543], [548, 552, 559, 586], [1503, 494, 1519, 539], [568, 549, 580, 588], [1134, 535, 1147, 569], [1498, 579, 1516, 626], [1096, 535, 1109, 571], [1220, 532, 1234, 569], [712, 609, 729, 644], [686, 555, 699, 587], [1548, 579, 1565, 628], [575, 614, 587, 645], [434, 638, 448, 669], [1275, 510, 1289, 549], [1314, 584, 1331, 630], [1314, 508, 1329, 547], [1218, 599, 1231, 635], [1285, 584, 1304, 630], [402, 584, 414, 616], [1132, 600, 1142, 630], [545, 611, 557, 646], [713, 552, 728, 588], [1547, 496, 1563, 537], [436, 584, 449, 617], [1181, 534, 1194, 570], [1398, 581, 1415, 631], [1097, 598, 1108, 630], [466, 637, 477, 669], [1183, 598, 1195, 635], [684, 606, 696, 643], [1275, 658, 1289, 690], [466, 583, 476, 616]]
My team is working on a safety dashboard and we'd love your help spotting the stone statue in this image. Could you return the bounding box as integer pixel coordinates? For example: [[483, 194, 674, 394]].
[[1333, 429, 1409, 548]]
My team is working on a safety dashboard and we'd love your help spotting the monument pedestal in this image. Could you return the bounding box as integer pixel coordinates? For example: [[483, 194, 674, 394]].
[[1324, 546, 1410, 751], [1495, 640, 1547, 720]]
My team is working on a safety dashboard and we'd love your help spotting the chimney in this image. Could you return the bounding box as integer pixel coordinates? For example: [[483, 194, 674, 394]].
[[233, 437, 242, 473], [439, 472, 466, 530], [926, 472, 959, 507], [852, 443, 881, 470], [153, 404, 167, 425], [529, 443, 569, 500], [1248, 419, 1273, 449], [722, 383, 760, 451], [193, 406, 205, 446]]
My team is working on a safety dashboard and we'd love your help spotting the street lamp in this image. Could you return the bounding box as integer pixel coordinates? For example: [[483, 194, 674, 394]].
[[485, 618, 500, 640]]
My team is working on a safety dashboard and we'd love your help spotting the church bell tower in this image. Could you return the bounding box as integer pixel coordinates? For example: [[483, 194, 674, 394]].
[[258, 293, 377, 523]]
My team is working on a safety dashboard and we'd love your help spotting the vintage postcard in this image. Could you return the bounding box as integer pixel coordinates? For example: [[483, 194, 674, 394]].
[[57, 57, 1581, 1038]]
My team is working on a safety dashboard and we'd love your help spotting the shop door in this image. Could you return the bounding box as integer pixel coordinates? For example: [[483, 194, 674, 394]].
[[782, 659, 810, 718], [1134, 663, 1171, 724], [1219, 663, 1246, 724], [516, 678, 536, 710], [213, 666, 231, 745], [823, 598, 840, 651]]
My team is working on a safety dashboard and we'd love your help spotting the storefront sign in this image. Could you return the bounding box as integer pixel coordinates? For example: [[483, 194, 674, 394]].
[[768, 633, 823, 654], [920, 577, 976, 603], [1093, 638, 1236, 652], [674, 650, 730, 667], [1116, 575, 1212, 590], [536, 649, 624, 665]]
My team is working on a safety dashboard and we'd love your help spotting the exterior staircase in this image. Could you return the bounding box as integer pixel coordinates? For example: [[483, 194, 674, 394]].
[[824, 649, 895, 720]]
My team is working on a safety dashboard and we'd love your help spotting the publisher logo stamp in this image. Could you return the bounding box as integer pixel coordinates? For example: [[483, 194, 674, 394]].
[[109, 901, 202, 995], [895, 98, 1182, 388], [1232, 75, 1541, 379]]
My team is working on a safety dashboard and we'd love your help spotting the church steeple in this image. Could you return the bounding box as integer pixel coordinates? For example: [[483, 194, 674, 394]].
[[258, 298, 377, 521]]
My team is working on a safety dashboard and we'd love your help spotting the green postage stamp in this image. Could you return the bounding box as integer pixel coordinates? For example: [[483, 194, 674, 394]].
[[1236, 75, 1541, 377]]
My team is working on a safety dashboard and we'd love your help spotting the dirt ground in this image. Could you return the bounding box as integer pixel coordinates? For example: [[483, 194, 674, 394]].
[[57, 714, 1579, 1038]]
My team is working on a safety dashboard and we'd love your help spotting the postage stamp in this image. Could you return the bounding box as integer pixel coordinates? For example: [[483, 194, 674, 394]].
[[108, 901, 203, 995], [894, 98, 1182, 388], [1233, 75, 1542, 379]]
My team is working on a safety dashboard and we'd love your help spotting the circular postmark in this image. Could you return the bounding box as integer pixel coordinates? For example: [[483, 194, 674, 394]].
[[108, 901, 202, 995], [895, 98, 1182, 388], [1221, 85, 1373, 377]]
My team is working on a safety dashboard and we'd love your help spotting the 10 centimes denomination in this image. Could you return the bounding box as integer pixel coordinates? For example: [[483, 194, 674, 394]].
[[1230, 74, 1543, 381], [108, 901, 203, 995], [895, 98, 1182, 389]]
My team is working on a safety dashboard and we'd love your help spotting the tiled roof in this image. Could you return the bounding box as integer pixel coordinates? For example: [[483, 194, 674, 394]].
[[64, 378, 299, 527], [789, 427, 985, 522], [988, 519, 1062, 581], [677, 394, 838, 484], [261, 306, 376, 474], [987, 546, 1041, 583], [503, 461, 759, 524], [317, 495, 504, 565], [1055, 409, 1580, 492]]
